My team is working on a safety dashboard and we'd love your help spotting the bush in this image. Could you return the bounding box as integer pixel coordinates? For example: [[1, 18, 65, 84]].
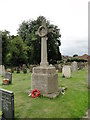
[[67, 58, 87, 62]]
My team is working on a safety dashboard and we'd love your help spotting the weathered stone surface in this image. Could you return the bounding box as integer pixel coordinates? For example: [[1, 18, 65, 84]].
[[58, 67, 62, 72], [17, 67, 20, 73], [71, 61, 78, 72], [33, 66, 56, 74], [62, 65, 71, 78], [36, 20, 49, 67], [31, 66, 58, 95], [54, 64, 58, 70], [0, 88, 14, 119], [5, 72, 12, 84], [78, 62, 85, 70], [43, 91, 60, 98], [31, 20, 59, 98], [0, 65, 5, 77]]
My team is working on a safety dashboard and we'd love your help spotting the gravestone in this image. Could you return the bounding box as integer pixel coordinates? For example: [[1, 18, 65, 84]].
[[0, 65, 5, 77], [30, 65, 37, 73], [31, 20, 59, 98], [17, 67, 20, 73], [71, 61, 78, 72], [0, 88, 14, 120], [23, 68, 27, 74], [5, 72, 12, 84], [78, 62, 85, 70], [22, 64, 26, 71], [29, 65, 32, 72], [22, 64, 27, 74], [62, 65, 71, 78], [58, 67, 62, 72], [54, 64, 58, 70]]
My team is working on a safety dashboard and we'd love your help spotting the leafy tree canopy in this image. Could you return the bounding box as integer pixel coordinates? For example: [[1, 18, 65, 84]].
[[18, 16, 61, 64], [2, 30, 11, 66], [73, 54, 78, 57], [8, 36, 28, 66]]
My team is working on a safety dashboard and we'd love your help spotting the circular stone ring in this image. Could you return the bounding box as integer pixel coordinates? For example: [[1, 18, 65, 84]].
[[38, 25, 48, 37]]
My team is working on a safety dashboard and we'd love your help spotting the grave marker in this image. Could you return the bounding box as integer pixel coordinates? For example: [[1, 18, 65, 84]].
[[71, 61, 78, 72], [62, 65, 71, 78], [0, 88, 14, 120], [5, 72, 12, 84], [31, 20, 59, 98], [17, 67, 20, 73], [0, 65, 5, 77]]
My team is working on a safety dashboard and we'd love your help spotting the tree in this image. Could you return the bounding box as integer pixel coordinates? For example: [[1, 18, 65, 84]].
[[18, 16, 61, 64], [9, 36, 28, 66], [73, 54, 78, 57], [2, 30, 10, 66]]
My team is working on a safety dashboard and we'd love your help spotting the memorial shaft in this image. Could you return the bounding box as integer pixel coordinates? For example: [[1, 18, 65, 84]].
[[40, 36, 48, 66]]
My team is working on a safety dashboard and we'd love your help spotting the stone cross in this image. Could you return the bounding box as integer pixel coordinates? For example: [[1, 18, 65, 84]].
[[36, 20, 51, 67]]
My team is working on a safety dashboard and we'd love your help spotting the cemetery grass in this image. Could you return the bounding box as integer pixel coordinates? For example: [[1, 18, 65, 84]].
[[0, 69, 88, 118]]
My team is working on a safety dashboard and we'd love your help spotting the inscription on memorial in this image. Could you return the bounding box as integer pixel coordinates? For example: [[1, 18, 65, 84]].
[[0, 88, 14, 120]]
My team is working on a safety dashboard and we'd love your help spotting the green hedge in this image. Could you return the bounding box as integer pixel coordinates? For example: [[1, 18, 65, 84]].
[[67, 58, 87, 62]]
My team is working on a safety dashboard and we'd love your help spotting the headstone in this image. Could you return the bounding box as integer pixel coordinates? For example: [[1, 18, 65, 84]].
[[78, 62, 85, 70], [0, 65, 5, 77], [22, 64, 27, 73], [29, 65, 33, 72], [17, 67, 20, 73], [23, 68, 27, 74], [71, 61, 78, 72], [54, 64, 58, 70], [62, 65, 71, 78], [22, 64, 26, 71], [0, 88, 14, 120], [58, 67, 62, 72], [30, 65, 37, 73], [31, 20, 59, 98], [5, 72, 12, 84]]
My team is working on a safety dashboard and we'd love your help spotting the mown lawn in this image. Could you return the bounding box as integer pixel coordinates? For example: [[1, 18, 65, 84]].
[[0, 68, 88, 118]]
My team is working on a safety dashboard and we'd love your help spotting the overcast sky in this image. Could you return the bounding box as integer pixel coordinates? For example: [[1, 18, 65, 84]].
[[0, 0, 88, 56]]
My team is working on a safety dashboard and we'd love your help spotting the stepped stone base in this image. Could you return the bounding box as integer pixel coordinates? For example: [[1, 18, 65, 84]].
[[31, 66, 59, 97]]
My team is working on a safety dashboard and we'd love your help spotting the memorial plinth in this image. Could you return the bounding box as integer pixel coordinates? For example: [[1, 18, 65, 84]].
[[31, 66, 58, 95], [31, 20, 59, 98]]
